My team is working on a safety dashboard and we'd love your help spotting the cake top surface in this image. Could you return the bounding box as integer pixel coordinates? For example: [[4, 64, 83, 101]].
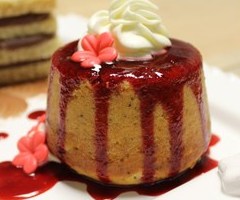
[[53, 39, 202, 88]]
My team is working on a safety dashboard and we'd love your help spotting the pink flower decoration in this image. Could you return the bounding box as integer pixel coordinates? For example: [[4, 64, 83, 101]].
[[12, 114, 48, 174], [71, 32, 118, 68]]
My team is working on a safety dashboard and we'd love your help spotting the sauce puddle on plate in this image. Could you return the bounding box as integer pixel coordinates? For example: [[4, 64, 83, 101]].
[[0, 134, 219, 200], [27, 110, 46, 120], [0, 132, 9, 140]]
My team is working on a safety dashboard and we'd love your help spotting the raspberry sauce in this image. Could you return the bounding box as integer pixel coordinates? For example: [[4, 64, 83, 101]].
[[28, 110, 46, 120], [0, 132, 8, 140], [0, 134, 219, 200]]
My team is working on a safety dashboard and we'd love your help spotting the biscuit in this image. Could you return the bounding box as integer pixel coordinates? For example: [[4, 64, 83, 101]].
[[0, 0, 56, 18]]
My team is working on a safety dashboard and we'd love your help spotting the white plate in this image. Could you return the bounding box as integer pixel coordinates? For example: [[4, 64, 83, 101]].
[[1, 15, 240, 200]]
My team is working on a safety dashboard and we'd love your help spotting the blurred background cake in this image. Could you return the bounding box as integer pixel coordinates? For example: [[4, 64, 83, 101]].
[[47, 0, 211, 185], [0, 0, 58, 85]]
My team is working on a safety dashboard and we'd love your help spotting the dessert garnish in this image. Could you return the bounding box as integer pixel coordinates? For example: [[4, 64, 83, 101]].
[[12, 114, 49, 174], [71, 32, 117, 68], [71, 0, 171, 67]]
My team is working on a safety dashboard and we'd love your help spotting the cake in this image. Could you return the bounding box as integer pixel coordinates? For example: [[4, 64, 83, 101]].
[[46, 0, 211, 185], [0, 0, 58, 85]]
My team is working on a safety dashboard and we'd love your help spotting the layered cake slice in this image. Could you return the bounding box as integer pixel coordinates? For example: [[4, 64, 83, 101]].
[[0, 0, 58, 85]]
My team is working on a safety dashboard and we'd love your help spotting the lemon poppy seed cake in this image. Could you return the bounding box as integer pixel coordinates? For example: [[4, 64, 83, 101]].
[[46, 0, 211, 185]]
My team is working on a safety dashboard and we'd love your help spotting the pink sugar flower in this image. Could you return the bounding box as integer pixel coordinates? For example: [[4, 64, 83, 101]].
[[71, 32, 118, 68], [12, 114, 48, 174]]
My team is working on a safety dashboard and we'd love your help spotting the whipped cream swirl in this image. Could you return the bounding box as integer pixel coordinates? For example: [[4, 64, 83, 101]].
[[88, 0, 171, 59]]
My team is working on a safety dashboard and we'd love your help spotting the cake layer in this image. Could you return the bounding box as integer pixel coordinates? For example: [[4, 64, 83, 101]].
[[0, 34, 54, 50], [0, 14, 56, 39], [0, 13, 49, 27], [47, 39, 211, 185], [0, 59, 50, 85], [0, 36, 58, 67], [0, 0, 56, 18]]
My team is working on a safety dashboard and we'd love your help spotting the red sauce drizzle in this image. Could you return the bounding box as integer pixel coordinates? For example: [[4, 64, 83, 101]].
[[139, 93, 156, 182], [28, 110, 46, 120], [191, 74, 209, 146], [94, 87, 111, 182], [0, 152, 218, 200], [209, 134, 220, 147], [0, 162, 58, 199], [51, 43, 82, 160], [57, 76, 81, 160], [0, 132, 9, 140], [52, 49, 80, 161], [137, 85, 184, 181], [162, 87, 184, 176]]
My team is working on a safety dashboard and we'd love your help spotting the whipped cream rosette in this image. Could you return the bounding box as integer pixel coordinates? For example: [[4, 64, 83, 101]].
[[88, 0, 171, 60]]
